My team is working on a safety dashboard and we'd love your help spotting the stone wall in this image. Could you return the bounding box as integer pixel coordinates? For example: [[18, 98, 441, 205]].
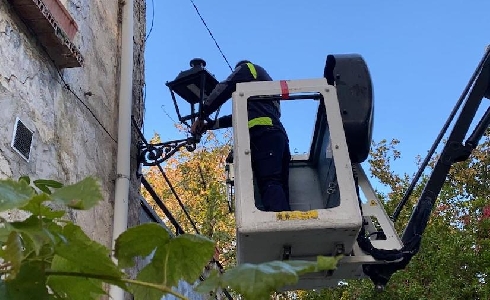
[[0, 0, 144, 257], [0, 0, 218, 299]]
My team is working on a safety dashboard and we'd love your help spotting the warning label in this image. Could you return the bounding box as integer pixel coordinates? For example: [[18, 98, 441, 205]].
[[276, 210, 319, 221]]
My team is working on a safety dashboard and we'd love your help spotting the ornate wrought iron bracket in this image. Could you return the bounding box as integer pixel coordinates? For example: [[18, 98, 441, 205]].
[[137, 137, 199, 166], [133, 58, 219, 167], [131, 116, 201, 167]]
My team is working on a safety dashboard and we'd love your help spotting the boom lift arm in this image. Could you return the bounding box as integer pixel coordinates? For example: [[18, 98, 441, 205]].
[[365, 48, 490, 288]]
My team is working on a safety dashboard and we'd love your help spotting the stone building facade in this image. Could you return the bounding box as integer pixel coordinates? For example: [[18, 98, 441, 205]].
[[0, 0, 145, 247], [0, 0, 211, 299]]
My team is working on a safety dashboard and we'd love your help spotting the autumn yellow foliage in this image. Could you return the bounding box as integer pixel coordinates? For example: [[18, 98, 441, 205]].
[[141, 128, 237, 268]]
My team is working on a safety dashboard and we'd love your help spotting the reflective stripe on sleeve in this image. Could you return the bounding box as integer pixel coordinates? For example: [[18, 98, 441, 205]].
[[246, 63, 258, 79]]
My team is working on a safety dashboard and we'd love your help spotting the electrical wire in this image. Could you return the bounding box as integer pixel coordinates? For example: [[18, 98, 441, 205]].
[[9, 7, 116, 143], [30, 26, 118, 144], [189, 0, 233, 72], [140, 3, 236, 295], [145, 0, 155, 42], [141, 176, 185, 234], [55, 71, 118, 143], [39, 44, 118, 143], [160, 105, 178, 124]]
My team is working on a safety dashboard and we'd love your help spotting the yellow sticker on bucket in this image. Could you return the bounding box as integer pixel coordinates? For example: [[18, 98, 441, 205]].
[[369, 199, 378, 206], [276, 210, 319, 221]]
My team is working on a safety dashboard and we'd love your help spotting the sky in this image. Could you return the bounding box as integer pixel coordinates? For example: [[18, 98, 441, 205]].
[[142, 0, 490, 191]]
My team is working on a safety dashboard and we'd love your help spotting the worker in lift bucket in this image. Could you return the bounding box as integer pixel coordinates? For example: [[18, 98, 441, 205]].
[[191, 60, 291, 212]]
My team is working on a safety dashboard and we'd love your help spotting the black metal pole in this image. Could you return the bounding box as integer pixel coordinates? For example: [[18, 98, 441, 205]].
[[169, 88, 184, 123], [156, 164, 200, 234], [198, 72, 206, 121], [141, 176, 185, 235]]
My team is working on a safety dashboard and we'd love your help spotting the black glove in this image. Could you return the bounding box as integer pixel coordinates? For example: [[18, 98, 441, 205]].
[[226, 149, 234, 163]]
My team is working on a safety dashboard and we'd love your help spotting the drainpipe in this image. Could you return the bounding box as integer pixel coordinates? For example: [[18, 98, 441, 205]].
[[109, 0, 134, 299]]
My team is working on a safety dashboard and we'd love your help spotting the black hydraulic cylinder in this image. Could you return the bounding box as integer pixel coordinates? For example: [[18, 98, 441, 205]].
[[466, 106, 490, 148]]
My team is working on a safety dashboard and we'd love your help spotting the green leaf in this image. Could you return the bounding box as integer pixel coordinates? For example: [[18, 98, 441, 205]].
[[4, 231, 23, 279], [279, 255, 341, 276], [47, 256, 107, 300], [0, 261, 50, 300], [33, 179, 63, 195], [50, 177, 103, 210], [196, 256, 342, 300], [131, 234, 215, 300], [18, 176, 30, 185], [132, 262, 166, 300], [0, 179, 35, 212], [220, 261, 299, 300], [55, 223, 123, 278], [316, 255, 341, 271], [20, 194, 65, 219], [10, 216, 54, 255], [161, 234, 215, 286], [115, 223, 171, 269]]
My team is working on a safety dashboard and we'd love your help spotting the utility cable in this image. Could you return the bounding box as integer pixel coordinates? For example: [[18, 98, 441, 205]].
[[38, 43, 118, 143], [145, 0, 155, 42], [12, 10, 117, 143], [55, 71, 118, 143], [185, 0, 236, 126], [189, 0, 233, 72], [160, 105, 178, 124]]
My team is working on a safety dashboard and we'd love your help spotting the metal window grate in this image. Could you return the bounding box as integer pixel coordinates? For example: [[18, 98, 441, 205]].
[[11, 118, 34, 161]]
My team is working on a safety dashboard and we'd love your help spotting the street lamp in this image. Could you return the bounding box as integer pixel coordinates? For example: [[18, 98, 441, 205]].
[[137, 58, 219, 166], [166, 58, 219, 126]]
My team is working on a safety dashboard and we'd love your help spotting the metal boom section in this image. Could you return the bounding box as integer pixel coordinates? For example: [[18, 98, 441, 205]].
[[365, 48, 490, 288]]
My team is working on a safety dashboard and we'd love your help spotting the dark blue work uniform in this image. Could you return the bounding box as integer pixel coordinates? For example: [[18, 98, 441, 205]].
[[201, 61, 291, 212]]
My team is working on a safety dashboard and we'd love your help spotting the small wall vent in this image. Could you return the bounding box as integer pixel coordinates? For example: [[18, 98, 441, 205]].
[[11, 118, 34, 162]]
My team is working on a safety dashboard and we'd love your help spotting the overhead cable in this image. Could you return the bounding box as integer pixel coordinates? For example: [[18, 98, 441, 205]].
[[188, 0, 233, 72]]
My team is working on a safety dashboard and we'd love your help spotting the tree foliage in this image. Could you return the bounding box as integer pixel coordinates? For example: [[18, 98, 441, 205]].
[[142, 128, 237, 267], [299, 131, 490, 300]]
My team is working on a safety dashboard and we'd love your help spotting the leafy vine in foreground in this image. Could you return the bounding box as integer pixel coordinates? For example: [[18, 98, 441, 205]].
[[0, 176, 341, 300]]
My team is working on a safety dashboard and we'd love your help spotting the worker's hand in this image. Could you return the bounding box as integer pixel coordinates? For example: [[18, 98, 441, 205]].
[[191, 119, 206, 135]]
